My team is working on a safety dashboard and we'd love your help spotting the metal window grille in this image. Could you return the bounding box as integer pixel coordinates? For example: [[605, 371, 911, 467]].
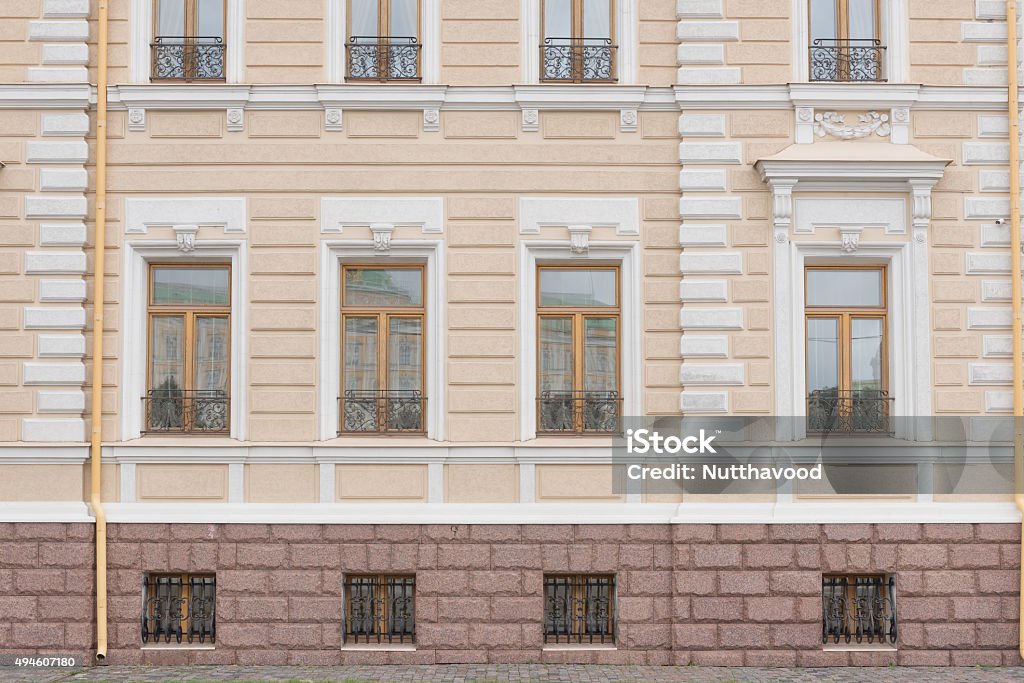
[[143, 389, 229, 434], [541, 37, 617, 83], [543, 575, 615, 644], [340, 390, 426, 434], [344, 575, 416, 644], [141, 574, 216, 645], [537, 390, 622, 434], [346, 36, 421, 81], [822, 575, 897, 645], [807, 389, 893, 434], [809, 39, 885, 82], [151, 37, 226, 81]]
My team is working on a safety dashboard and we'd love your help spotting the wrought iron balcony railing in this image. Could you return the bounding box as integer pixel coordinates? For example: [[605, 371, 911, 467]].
[[344, 575, 415, 644], [807, 389, 892, 434], [340, 389, 426, 434], [151, 36, 225, 81], [809, 38, 885, 82], [143, 389, 229, 434], [822, 575, 897, 645], [544, 575, 615, 644], [346, 36, 421, 81], [537, 390, 621, 434], [541, 37, 617, 83], [141, 575, 216, 645]]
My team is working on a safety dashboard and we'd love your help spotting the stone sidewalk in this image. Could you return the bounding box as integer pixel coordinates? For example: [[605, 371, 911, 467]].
[[2, 666, 1024, 683]]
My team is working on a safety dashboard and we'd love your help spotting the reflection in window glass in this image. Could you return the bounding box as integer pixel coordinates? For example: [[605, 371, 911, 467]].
[[345, 268, 422, 307], [344, 318, 379, 391], [539, 269, 617, 307], [851, 318, 883, 391], [806, 318, 839, 394], [806, 269, 882, 307], [584, 318, 616, 392], [152, 267, 230, 306], [539, 318, 573, 393]]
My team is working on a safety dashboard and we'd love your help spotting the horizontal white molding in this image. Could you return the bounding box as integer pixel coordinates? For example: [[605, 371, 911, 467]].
[[125, 196, 247, 233], [966, 252, 1011, 274], [23, 361, 85, 385], [680, 390, 728, 413], [25, 251, 87, 275], [26, 140, 88, 163], [967, 306, 1012, 329], [44, 0, 90, 18], [680, 170, 727, 192], [24, 307, 86, 330], [986, 390, 1013, 412], [962, 21, 1008, 42], [27, 66, 88, 83], [978, 170, 1010, 192], [25, 195, 87, 220], [679, 251, 743, 274], [94, 501, 1022, 524], [39, 279, 86, 303], [679, 142, 742, 164], [981, 280, 1013, 302], [0, 446, 88, 464], [322, 197, 445, 234], [680, 280, 728, 303], [962, 141, 1009, 165], [677, 44, 724, 65], [679, 197, 742, 219], [518, 197, 639, 235], [977, 114, 1009, 137], [968, 362, 1013, 385], [976, 0, 1006, 19], [0, 84, 90, 109], [0, 502, 92, 522], [977, 45, 1008, 66], [679, 113, 725, 137], [963, 68, 1007, 86], [677, 0, 723, 19], [40, 168, 88, 192], [983, 335, 1013, 357], [42, 43, 89, 66], [42, 113, 89, 136], [965, 197, 1011, 220], [677, 67, 741, 85]]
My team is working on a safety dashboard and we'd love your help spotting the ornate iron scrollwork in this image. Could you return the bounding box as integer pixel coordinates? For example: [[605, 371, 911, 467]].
[[538, 390, 621, 434], [822, 575, 897, 645], [807, 389, 892, 434], [144, 389, 229, 434], [544, 575, 615, 644], [344, 576, 415, 644], [809, 39, 885, 82], [152, 37, 225, 81], [346, 36, 421, 80], [142, 575, 216, 645], [542, 37, 616, 83], [341, 389, 425, 433]]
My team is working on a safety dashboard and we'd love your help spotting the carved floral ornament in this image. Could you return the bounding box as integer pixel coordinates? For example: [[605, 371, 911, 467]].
[[813, 111, 891, 140]]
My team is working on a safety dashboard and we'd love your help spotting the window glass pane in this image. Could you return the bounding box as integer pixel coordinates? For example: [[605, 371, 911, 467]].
[[539, 318, 573, 393], [390, 0, 418, 37], [810, 0, 837, 39], [806, 269, 882, 307], [539, 269, 617, 307], [194, 316, 229, 393], [152, 267, 229, 306], [344, 318, 379, 391], [544, 0, 572, 38], [388, 317, 422, 391], [197, 0, 224, 38], [851, 318, 883, 391], [583, 318, 617, 392], [807, 318, 839, 394], [848, 0, 876, 40], [583, 0, 611, 39], [150, 316, 185, 392], [157, 0, 185, 35], [350, 0, 379, 35], [344, 268, 422, 307]]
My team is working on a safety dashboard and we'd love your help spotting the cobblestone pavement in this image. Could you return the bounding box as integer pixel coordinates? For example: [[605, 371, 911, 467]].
[[2, 666, 1024, 683]]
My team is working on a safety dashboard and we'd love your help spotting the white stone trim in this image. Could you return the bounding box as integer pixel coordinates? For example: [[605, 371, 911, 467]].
[[319, 462, 336, 503], [794, 197, 907, 234], [0, 502, 93, 523], [228, 462, 245, 503], [319, 240, 446, 442], [320, 197, 444, 234], [518, 241, 641, 441], [124, 197, 247, 234], [121, 240, 248, 441], [518, 197, 639, 235], [131, 0, 243, 83], [120, 462, 136, 503], [522, 0, 638, 85]]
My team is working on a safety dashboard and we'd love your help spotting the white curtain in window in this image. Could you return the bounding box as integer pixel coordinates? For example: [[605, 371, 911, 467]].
[[157, 0, 185, 36], [583, 0, 610, 40], [544, 0, 571, 38], [847, 0, 875, 40], [197, 0, 225, 38], [350, 0, 378, 36], [809, 0, 837, 39], [390, 0, 417, 38]]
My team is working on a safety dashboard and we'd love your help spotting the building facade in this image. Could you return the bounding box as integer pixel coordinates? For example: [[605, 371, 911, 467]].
[[0, 0, 1022, 667]]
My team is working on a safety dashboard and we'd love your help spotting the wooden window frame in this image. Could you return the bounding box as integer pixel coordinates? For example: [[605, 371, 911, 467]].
[[543, 574, 616, 644], [345, 0, 422, 82], [340, 264, 427, 434], [146, 263, 231, 434], [343, 574, 416, 644], [803, 265, 888, 396], [540, 0, 617, 83], [151, 0, 228, 82], [536, 264, 621, 434], [809, 0, 881, 42], [141, 573, 216, 645]]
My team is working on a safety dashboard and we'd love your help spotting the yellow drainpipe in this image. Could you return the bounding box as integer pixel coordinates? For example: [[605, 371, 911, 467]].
[[90, 0, 110, 663], [1008, 0, 1024, 662]]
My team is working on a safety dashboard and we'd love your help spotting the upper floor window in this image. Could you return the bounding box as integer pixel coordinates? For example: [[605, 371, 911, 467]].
[[347, 0, 421, 81], [341, 265, 426, 434], [805, 266, 890, 434], [152, 0, 225, 81], [541, 0, 616, 83], [809, 0, 884, 82], [146, 265, 230, 434], [537, 266, 621, 434]]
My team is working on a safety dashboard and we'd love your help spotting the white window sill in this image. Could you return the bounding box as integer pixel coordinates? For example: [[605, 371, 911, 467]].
[[823, 643, 897, 652], [542, 644, 617, 651], [341, 643, 416, 652]]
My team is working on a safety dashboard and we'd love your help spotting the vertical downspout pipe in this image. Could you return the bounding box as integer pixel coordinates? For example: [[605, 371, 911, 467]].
[[1007, 0, 1024, 662], [90, 0, 109, 663]]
